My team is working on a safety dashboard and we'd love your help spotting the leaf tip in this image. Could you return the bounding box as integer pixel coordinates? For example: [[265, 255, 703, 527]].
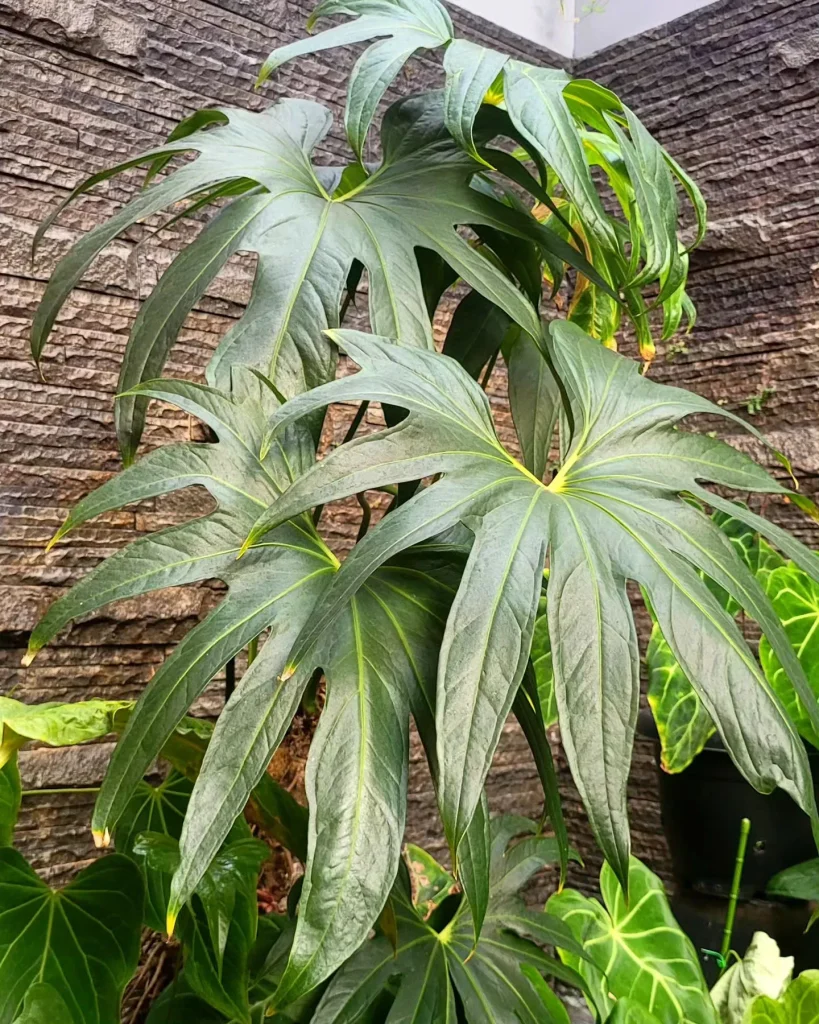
[[92, 827, 111, 849], [279, 664, 297, 683], [20, 648, 37, 668], [45, 526, 67, 553]]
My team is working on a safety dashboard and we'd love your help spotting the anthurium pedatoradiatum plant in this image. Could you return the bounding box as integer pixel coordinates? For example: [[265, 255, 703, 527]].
[[20, 0, 819, 1014]]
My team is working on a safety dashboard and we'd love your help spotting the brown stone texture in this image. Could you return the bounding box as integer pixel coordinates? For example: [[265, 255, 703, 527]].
[[0, 0, 569, 883], [2, 0, 819, 928]]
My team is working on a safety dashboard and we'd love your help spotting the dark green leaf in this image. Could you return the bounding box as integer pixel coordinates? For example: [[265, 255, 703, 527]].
[[505, 326, 559, 483], [0, 757, 21, 847], [248, 321, 819, 892], [513, 663, 568, 886], [442, 290, 512, 380], [0, 850, 143, 1024], [767, 857, 819, 901], [135, 833, 267, 1022], [519, 964, 572, 1024], [12, 985, 74, 1024]]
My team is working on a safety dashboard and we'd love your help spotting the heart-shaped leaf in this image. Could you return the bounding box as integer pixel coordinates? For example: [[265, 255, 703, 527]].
[[12, 985, 73, 1024], [548, 857, 716, 1024], [0, 697, 131, 768], [0, 850, 143, 1024], [711, 932, 793, 1024], [760, 564, 819, 750]]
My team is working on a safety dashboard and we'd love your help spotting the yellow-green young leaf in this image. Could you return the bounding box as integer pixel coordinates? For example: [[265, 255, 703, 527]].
[[780, 971, 819, 1022], [647, 623, 715, 773], [744, 971, 819, 1023], [548, 857, 716, 1024], [0, 851, 143, 1024], [743, 996, 787, 1023], [0, 697, 131, 769], [711, 932, 793, 1024], [760, 565, 819, 749]]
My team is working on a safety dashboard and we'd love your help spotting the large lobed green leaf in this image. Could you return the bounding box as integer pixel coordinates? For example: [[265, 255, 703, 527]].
[[175, 548, 463, 1008], [549, 857, 716, 1024], [24, 368, 333, 850], [245, 321, 819, 895], [31, 88, 591, 464], [310, 815, 587, 1024], [264, 1, 706, 358], [23, 361, 484, 1009], [259, 0, 454, 160]]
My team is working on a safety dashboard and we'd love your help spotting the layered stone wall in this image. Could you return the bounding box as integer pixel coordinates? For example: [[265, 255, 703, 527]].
[[2, 0, 818, 915], [0, 0, 570, 882]]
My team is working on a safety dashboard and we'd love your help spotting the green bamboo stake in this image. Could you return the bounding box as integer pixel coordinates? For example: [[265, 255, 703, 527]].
[[719, 817, 751, 975]]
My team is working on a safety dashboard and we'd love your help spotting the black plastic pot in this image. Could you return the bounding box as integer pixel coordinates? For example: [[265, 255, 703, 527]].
[[638, 708, 819, 975], [638, 708, 819, 899]]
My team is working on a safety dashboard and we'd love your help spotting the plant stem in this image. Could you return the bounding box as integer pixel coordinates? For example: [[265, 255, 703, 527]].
[[247, 635, 259, 667], [720, 817, 751, 973], [479, 351, 499, 390], [313, 401, 370, 527], [225, 655, 236, 701], [22, 787, 101, 796], [356, 491, 372, 541]]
